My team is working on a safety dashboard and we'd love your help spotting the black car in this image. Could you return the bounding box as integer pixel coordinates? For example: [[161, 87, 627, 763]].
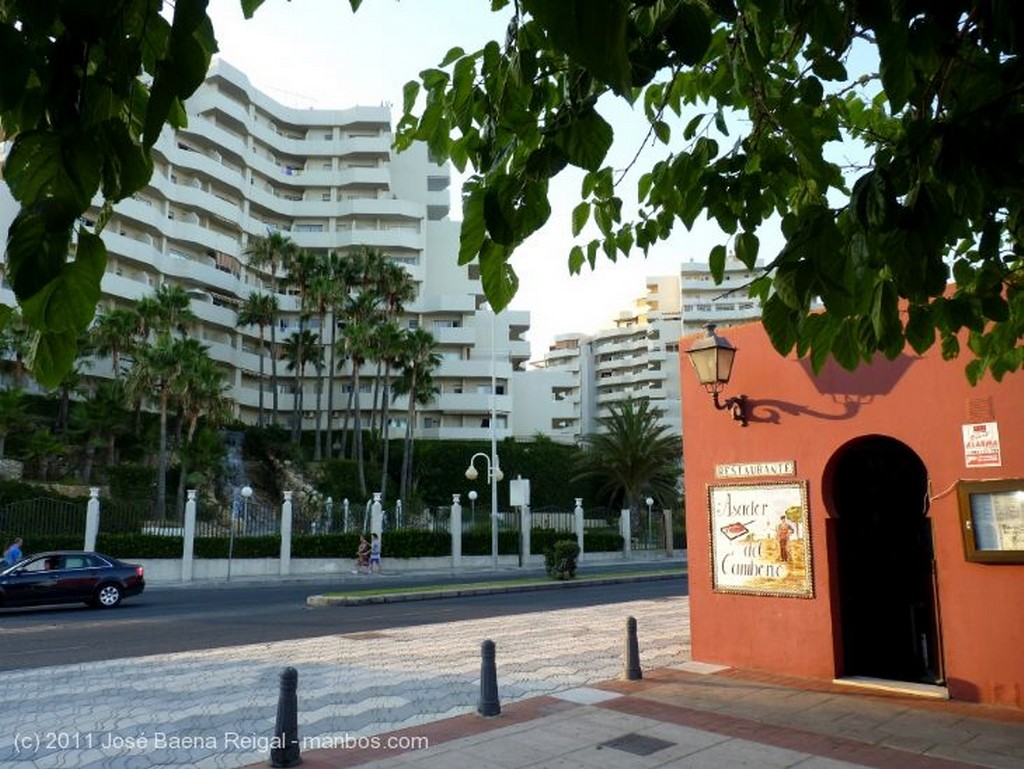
[[0, 551, 145, 609]]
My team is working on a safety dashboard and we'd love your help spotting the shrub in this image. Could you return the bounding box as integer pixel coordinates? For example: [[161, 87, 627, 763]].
[[544, 539, 581, 580]]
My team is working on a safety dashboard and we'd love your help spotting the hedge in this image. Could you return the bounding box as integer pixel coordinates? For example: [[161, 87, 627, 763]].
[[11, 528, 623, 560]]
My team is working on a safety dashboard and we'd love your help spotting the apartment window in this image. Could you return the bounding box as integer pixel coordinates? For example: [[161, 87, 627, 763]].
[[408, 319, 420, 329], [295, 224, 323, 232]]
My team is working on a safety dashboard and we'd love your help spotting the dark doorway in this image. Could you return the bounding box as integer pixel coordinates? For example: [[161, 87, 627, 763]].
[[830, 436, 942, 684]]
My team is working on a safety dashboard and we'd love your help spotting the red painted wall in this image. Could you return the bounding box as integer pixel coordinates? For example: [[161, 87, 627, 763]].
[[681, 321, 1024, 707]]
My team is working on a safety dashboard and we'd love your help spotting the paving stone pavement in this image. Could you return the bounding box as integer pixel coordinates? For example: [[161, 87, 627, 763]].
[[1, 595, 689, 768]]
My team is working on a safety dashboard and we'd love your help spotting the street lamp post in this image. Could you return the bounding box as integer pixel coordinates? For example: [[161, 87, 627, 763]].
[[467, 490, 478, 526], [229, 485, 252, 581], [645, 496, 654, 549], [466, 452, 503, 566]]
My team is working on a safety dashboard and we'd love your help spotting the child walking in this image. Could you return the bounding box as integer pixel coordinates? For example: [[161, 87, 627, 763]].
[[369, 533, 382, 573]]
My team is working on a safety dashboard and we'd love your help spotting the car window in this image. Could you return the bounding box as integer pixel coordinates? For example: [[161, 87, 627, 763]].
[[65, 556, 89, 569], [20, 557, 55, 573]]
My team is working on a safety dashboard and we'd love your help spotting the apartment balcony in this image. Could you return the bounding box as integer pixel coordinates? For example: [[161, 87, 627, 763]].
[[414, 294, 477, 314], [116, 195, 166, 231], [101, 272, 155, 302], [168, 146, 246, 196], [338, 197, 424, 220], [286, 227, 424, 252], [417, 425, 513, 442], [336, 134, 391, 158], [199, 334, 241, 369], [195, 88, 250, 126], [434, 392, 512, 415], [307, 166, 391, 188], [178, 116, 249, 163], [245, 184, 339, 218], [683, 306, 762, 326], [433, 325, 476, 345], [167, 184, 243, 226], [162, 217, 238, 258], [188, 297, 243, 333]]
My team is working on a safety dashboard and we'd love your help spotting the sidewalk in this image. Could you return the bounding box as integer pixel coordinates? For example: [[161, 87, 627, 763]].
[[268, 665, 1024, 769]]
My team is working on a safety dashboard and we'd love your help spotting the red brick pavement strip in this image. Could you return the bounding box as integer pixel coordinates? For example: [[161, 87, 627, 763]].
[[594, 668, 1024, 769], [246, 668, 1024, 769], [598, 695, 983, 769], [278, 697, 579, 769]]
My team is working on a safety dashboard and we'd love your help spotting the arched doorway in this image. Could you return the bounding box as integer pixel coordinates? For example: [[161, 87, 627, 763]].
[[828, 436, 943, 684]]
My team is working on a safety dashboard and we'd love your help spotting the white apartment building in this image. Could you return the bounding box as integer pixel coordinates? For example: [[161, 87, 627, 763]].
[[534, 277, 684, 442], [0, 59, 574, 443], [532, 258, 766, 442], [679, 256, 763, 335]]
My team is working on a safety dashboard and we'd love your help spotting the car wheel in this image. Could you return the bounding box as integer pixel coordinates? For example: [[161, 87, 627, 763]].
[[94, 583, 123, 608]]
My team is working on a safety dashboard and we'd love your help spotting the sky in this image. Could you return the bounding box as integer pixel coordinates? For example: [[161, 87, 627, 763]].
[[205, 0, 735, 359]]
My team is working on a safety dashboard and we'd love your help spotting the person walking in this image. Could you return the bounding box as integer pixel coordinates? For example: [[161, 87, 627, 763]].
[[353, 536, 370, 574], [3, 537, 24, 567], [369, 533, 382, 574]]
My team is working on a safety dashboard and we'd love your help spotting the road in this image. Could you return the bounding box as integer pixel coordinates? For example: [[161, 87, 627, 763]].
[[0, 568, 686, 671]]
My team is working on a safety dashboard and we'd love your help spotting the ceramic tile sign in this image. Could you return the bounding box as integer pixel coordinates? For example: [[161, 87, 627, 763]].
[[707, 481, 813, 598]]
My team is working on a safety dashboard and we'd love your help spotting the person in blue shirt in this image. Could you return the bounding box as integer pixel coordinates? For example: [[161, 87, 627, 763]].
[[369, 533, 382, 573], [3, 537, 23, 567]]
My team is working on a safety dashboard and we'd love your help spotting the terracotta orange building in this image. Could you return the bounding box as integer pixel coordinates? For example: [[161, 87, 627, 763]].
[[680, 321, 1024, 708]]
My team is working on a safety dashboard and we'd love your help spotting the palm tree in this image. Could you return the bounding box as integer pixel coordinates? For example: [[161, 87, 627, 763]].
[[90, 307, 137, 380], [373, 321, 407, 500], [323, 252, 349, 459], [136, 284, 194, 339], [244, 230, 295, 294], [0, 308, 33, 386], [0, 387, 29, 460], [395, 328, 441, 501], [572, 397, 682, 527], [235, 292, 279, 427], [127, 336, 209, 520], [283, 328, 322, 444], [69, 381, 130, 480], [338, 292, 383, 496], [174, 353, 231, 513], [367, 261, 416, 434], [306, 258, 338, 460], [281, 248, 319, 444]]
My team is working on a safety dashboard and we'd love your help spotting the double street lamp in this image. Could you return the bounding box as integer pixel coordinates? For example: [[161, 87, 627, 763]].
[[466, 452, 503, 567]]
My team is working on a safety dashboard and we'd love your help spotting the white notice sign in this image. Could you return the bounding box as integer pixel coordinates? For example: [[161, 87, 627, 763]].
[[962, 422, 1002, 468]]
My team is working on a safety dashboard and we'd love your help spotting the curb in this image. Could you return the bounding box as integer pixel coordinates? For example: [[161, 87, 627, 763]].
[[306, 569, 684, 606]]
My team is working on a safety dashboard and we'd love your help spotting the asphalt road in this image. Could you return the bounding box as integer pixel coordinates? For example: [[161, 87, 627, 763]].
[[0, 568, 687, 671]]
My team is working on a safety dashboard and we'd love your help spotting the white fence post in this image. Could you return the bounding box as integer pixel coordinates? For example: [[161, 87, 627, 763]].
[[370, 492, 383, 536], [182, 490, 197, 582], [84, 487, 100, 551], [663, 509, 674, 555], [280, 491, 293, 576], [451, 494, 462, 568]]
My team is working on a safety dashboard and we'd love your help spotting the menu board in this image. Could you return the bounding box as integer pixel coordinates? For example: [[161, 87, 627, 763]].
[[958, 480, 1024, 563]]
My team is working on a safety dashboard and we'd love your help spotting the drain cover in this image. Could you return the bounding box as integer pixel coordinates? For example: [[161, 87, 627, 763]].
[[599, 733, 675, 756]]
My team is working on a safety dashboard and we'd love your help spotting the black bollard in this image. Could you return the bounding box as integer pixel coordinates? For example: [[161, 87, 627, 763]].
[[477, 639, 501, 717], [624, 616, 643, 680], [269, 666, 302, 767]]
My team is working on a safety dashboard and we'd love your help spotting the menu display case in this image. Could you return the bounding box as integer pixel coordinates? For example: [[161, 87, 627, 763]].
[[957, 479, 1024, 564]]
